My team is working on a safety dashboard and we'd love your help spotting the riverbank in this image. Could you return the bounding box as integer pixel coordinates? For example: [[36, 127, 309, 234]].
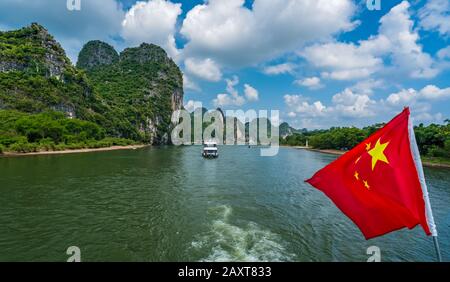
[[293, 147, 450, 169], [0, 144, 149, 157]]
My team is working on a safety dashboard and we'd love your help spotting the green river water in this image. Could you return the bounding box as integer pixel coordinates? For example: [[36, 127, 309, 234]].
[[0, 146, 448, 261]]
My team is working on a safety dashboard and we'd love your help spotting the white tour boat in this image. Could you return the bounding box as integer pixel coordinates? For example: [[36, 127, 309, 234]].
[[202, 141, 218, 158]]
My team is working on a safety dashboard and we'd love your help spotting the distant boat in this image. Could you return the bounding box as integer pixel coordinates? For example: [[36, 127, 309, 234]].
[[203, 140, 218, 158]]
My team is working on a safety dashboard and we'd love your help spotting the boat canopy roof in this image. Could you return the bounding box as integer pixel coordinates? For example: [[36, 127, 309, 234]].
[[203, 147, 218, 151]]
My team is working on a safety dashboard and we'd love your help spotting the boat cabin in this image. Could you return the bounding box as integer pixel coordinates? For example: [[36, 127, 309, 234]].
[[203, 141, 218, 158]]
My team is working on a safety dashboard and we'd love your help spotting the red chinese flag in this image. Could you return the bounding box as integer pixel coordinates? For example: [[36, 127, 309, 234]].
[[306, 108, 432, 239]]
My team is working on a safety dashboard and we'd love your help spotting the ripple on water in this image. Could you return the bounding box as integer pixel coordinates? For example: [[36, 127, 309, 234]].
[[191, 205, 295, 262]]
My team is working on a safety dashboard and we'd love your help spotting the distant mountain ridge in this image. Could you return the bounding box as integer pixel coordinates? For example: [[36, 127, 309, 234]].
[[279, 122, 303, 138], [186, 108, 301, 143]]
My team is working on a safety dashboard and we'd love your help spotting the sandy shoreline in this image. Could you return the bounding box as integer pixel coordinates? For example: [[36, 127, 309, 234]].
[[0, 144, 149, 157], [289, 147, 450, 169]]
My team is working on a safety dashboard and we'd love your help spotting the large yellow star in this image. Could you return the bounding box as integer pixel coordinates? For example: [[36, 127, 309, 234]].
[[368, 138, 390, 171]]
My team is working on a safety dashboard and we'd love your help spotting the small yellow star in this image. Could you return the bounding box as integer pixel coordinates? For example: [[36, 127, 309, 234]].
[[354, 171, 359, 180], [355, 156, 362, 164], [368, 138, 390, 171], [365, 143, 371, 151], [363, 180, 370, 190]]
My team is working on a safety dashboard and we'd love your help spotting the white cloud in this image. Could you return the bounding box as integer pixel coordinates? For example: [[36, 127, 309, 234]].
[[349, 79, 384, 95], [284, 95, 327, 117], [286, 84, 449, 126], [386, 88, 417, 106], [437, 46, 450, 60], [184, 100, 203, 112], [213, 76, 259, 107], [386, 85, 450, 106], [294, 77, 324, 90], [244, 84, 259, 102], [184, 58, 222, 82], [420, 85, 450, 100], [284, 87, 380, 128], [300, 1, 439, 81], [121, 0, 182, 59], [183, 74, 200, 91], [419, 0, 450, 36], [331, 89, 376, 118], [214, 76, 245, 107], [285, 84, 449, 126], [301, 42, 382, 80], [263, 63, 295, 75], [180, 0, 356, 70], [380, 1, 438, 79], [413, 112, 444, 124], [213, 93, 241, 108], [283, 84, 447, 129]]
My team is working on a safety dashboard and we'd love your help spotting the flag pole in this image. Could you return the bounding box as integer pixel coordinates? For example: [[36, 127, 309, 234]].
[[433, 236, 443, 262], [408, 110, 442, 262]]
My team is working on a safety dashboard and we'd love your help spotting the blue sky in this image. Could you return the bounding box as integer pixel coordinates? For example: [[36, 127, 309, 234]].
[[0, 0, 449, 129]]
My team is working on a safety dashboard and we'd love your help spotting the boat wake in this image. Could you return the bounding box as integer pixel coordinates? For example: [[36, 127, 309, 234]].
[[191, 205, 294, 262]]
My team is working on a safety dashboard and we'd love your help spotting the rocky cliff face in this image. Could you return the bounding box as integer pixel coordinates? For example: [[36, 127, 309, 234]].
[[0, 23, 97, 118], [76, 40, 119, 70], [77, 42, 184, 144], [279, 122, 302, 139], [0, 23, 69, 78], [0, 24, 184, 145]]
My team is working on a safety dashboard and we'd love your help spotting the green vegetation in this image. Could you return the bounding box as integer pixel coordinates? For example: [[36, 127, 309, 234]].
[[414, 122, 450, 159], [0, 23, 183, 152], [281, 121, 450, 160], [76, 40, 119, 70], [79, 42, 183, 143], [0, 23, 111, 131], [0, 110, 136, 154], [282, 133, 308, 147], [0, 23, 69, 69]]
